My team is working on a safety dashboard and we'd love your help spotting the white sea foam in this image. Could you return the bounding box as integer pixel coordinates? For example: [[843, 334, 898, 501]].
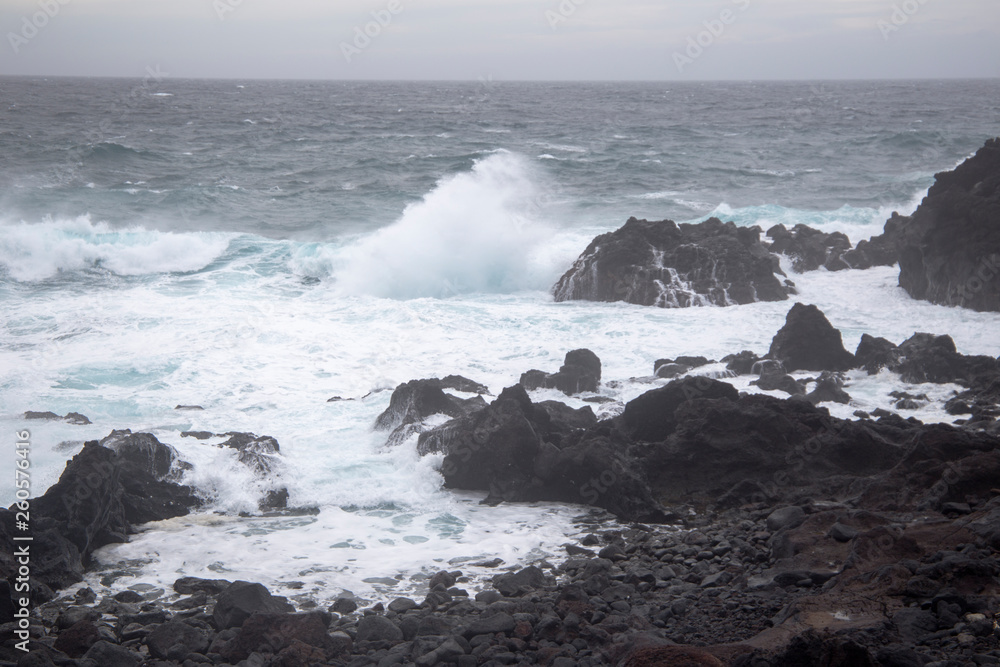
[[0, 216, 232, 281], [3, 180, 999, 607], [329, 152, 568, 298]]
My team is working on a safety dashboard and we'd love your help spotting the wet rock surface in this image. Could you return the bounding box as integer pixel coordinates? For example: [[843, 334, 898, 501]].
[[7, 308, 1000, 665], [894, 138, 1000, 312], [552, 217, 790, 308]]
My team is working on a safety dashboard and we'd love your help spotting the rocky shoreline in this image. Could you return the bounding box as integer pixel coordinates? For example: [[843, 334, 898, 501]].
[[4, 296, 1000, 666], [3, 139, 999, 666]]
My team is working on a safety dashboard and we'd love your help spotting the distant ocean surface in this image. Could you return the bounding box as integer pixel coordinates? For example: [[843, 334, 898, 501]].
[[2, 78, 1000, 605]]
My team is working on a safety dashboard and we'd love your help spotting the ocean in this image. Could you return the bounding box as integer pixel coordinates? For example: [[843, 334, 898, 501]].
[[2, 77, 1000, 607]]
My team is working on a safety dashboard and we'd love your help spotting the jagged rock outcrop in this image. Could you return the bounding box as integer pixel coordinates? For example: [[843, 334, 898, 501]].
[[418, 385, 671, 522], [768, 303, 856, 372], [1, 433, 199, 597], [374, 378, 487, 447], [552, 217, 790, 307], [520, 349, 602, 395], [765, 224, 852, 272], [894, 137, 1000, 312], [841, 211, 907, 269]]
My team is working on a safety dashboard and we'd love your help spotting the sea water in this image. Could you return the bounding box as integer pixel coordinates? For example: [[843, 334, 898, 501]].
[[2, 78, 999, 605]]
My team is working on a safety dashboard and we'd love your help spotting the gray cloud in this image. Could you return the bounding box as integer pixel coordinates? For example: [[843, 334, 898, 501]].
[[1, 0, 997, 79]]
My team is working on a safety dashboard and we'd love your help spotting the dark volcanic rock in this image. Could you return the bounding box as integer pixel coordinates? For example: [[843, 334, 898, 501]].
[[356, 614, 403, 643], [753, 365, 806, 396], [173, 576, 233, 596], [440, 374, 491, 394], [51, 620, 100, 657], [840, 212, 908, 270], [64, 412, 91, 425], [855, 334, 901, 375], [769, 303, 856, 372], [520, 348, 602, 395], [654, 362, 690, 379], [419, 385, 671, 522], [723, 350, 762, 375], [374, 378, 487, 447], [895, 138, 1000, 312], [12, 433, 199, 592], [642, 392, 906, 507], [146, 620, 210, 659], [23, 411, 62, 420], [806, 372, 852, 405], [220, 611, 335, 662], [619, 377, 740, 442], [212, 581, 295, 630], [896, 332, 997, 385], [81, 641, 141, 667], [552, 216, 789, 307], [219, 432, 282, 474], [765, 223, 852, 272], [492, 566, 546, 597]]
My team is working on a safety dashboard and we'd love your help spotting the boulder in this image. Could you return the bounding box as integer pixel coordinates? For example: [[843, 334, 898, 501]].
[[654, 362, 690, 379], [894, 137, 1000, 312], [51, 620, 100, 657], [219, 432, 282, 475], [356, 615, 403, 643], [896, 333, 997, 385], [753, 366, 806, 396], [765, 223, 853, 272], [806, 372, 852, 405], [722, 350, 761, 375], [173, 576, 232, 596], [768, 303, 856, 372], [855, 334, 901, 375], [464, 612, 516, 636], [520, 349, 602, 395], [220, 611, 335, 662], [766, 506, 807, 532], [619, 377, 740, 443], [552, 217, 789, 307], [212, 581, 295, 630], [23, 411, 62, 420], [81, 642, 141, 667], [145, 621, 210, 660], [492, 566, 545, 597]]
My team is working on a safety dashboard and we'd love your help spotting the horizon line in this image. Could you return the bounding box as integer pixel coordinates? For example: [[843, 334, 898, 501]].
[[1, 74, 999, 84]]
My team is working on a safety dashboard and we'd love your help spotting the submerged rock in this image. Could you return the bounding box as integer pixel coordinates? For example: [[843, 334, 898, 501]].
[[552, 217, 789, 307]]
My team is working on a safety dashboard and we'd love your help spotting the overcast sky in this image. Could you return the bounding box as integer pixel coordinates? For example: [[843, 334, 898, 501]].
[[1, 0, 998, 80]]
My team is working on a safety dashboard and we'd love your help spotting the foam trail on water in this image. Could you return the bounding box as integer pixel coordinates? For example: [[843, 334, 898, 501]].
[[329, 152, 562, 298], [0, 215, 232, 282]]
